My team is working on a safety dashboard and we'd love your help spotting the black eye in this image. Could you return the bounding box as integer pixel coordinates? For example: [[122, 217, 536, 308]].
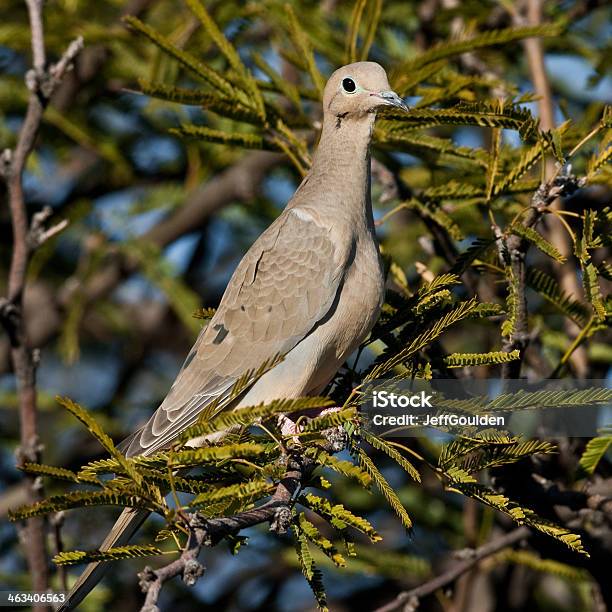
[[342, 77, 356, 93]]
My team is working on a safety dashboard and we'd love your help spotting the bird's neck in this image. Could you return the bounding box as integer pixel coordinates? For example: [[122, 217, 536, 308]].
[[307, 113, 376, 222]]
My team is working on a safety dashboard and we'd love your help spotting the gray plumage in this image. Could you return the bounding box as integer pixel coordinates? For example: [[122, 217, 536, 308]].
[[60, 61, 407, 610]]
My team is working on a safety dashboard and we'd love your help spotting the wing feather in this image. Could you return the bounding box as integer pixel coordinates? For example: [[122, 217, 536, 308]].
[[123, 210, 347, 457]]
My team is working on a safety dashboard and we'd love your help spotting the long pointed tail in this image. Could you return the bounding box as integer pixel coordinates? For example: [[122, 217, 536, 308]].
[[57, 507, 149, 611]]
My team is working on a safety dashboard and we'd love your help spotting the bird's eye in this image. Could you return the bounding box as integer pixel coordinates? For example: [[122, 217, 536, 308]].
[[342, 77, 356, 93]]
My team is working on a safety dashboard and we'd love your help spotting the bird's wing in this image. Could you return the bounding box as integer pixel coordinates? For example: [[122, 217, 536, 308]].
[[123, 209, 350, 457]]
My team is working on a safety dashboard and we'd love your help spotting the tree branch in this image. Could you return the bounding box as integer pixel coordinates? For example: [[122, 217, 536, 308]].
[[374, 526, 531, 612], [516, 0, 589, 377], [0, 3, 82, 605], [500, 169, 584, 378], [138, 457, 305, 612], [0, 150, 284, 374]]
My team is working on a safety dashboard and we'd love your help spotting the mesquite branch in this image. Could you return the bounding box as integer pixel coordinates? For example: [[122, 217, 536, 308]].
[[138, 456, 307, 612], [499, 169, 584, 379], [0, 0, 82, 604], [374, 526, 531, 612]]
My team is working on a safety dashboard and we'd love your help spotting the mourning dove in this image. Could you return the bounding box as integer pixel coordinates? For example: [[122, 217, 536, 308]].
[[60, 61, 408, 610]]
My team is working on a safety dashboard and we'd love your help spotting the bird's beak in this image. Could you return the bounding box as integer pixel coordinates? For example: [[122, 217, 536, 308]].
[[375, 90, 409, 112]]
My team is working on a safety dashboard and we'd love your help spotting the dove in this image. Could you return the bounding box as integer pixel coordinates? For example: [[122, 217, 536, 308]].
[[59, 61, 408, 610]]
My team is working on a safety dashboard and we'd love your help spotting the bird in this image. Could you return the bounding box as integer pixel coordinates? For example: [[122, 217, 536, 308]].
[[60, 61, 408, 610]]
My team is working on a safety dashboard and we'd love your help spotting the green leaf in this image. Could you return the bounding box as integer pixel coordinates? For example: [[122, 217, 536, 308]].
[[184, 0, 265, 119], [358, 449, 412, 530], [486, 126, 501, 201], [361, 431, 420, 482], [367, 298, 480, 379], [305, 448, 372, 487], [124, 16, 235, 96], [582, 261, 606, 321], [449, 238, 495, 275], [405, 198, 463, 240], [394, 60, 447, 96], [77, 453, 170, 478], [578, 431, 612, 475], [285, 5, 325, 95], [56, 397, 142, 485], [171, 124, 270, 150], [193, 307, 217, 320], [501, 550, 590, 581], [339, 544, 430, 579], [376, 132, 487, 167], [421, 181, 486, 200], [138, 80, 262, 124], [486, 387, 612, 411], [461, 439, 556, 473], [190, 478, 273, 509], [439, 435, 517, 469], [54, 544, 163, 566], [494, 141, 547, 194], [470, 302, 506, 318], [301, 407, 357, 432], [360, 0, 383, 61], [294, 518, 328, 610], [380, 102, 534, 133], [177, 396, 333, 445], [20, 462, 83, 483], [393, 22, 565, 77], [252, 52, 303, 111], [444, 350, 521, 368], [526, 268, 589, 326], [520, 508, 588, 556], [346, 0, 368, 63], [299, 493, 382, 542], [171, 443, 276, 467], [587, 130, 612, 179], [510, 224, 566, 262], [9, 490, 156, 521], [298, 513, 346, 567], [449, 481, 588, 555]]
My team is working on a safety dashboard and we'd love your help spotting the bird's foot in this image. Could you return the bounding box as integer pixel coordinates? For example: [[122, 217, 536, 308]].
[[278, 414, 301, 442]]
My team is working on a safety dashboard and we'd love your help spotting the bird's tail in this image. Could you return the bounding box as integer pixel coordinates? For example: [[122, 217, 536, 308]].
[[57, 507, 149, 611]]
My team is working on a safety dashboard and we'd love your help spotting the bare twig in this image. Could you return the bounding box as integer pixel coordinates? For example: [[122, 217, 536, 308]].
[[138, 458, 305, 611], [374, 526, 531, 612], [0, 150, 283, 374], [0, 3, 82, 605]]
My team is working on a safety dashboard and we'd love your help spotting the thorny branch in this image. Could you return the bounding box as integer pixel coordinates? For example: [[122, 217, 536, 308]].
[[0, 0, 82, 604], [498, 168, 584, 379], [138, 454, 310, 612], [137, 421, 347, 610], [374, 526, 531, 612]]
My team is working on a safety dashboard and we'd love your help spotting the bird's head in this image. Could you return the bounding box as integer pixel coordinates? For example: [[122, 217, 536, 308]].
[[323, 61, 408, 121]]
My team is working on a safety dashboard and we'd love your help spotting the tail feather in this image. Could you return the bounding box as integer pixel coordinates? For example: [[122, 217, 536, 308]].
[[57, 507, 149, 611]]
